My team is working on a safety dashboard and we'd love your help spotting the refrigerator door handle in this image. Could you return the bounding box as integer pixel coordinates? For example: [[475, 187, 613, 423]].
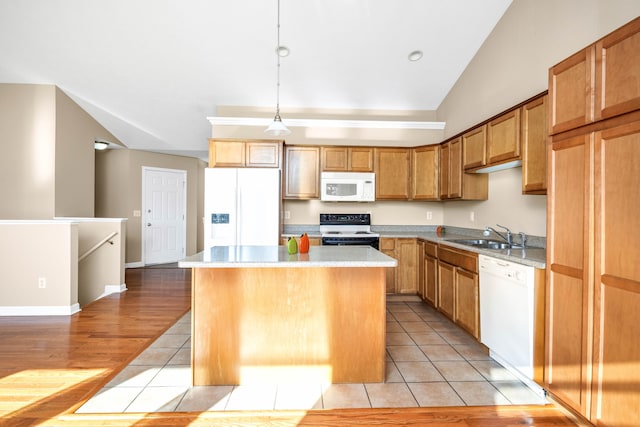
[[236, 186, 241, 245]]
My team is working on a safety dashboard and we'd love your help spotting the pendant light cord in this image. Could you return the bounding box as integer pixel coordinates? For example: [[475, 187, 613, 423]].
[[275, 0, 281, 118]]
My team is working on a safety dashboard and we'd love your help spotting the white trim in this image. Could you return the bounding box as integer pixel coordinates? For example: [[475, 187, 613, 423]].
[[0, 303, 81, 316], [102, 283, 128, 296], [207, 116, 446, 130], [126, 261, 144, 269]]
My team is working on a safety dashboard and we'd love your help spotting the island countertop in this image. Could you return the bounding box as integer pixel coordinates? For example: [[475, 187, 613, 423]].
[[179, 245, 398, 269]]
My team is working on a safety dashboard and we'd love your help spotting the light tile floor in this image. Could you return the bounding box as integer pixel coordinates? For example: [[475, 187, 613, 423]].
[[76, 298, 546, 413]]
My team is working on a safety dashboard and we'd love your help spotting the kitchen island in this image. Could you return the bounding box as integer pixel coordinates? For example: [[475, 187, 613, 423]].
[[179, 245, 397, 386]]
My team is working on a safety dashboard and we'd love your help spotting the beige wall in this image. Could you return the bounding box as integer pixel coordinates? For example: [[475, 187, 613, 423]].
[[0, 221, 78, 314], [438, 0, 640, 234], [0, 84, 56, 219], [96, 149, 206, 264], [0, 83, 120, 219]]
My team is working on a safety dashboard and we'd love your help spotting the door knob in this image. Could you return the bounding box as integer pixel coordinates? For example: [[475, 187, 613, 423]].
[[147, 223, 151, 227]]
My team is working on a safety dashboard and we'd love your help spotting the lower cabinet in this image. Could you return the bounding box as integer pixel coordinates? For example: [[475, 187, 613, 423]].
[[422, 241, 438, 306], [436, 245, 480, 339], [380, 237, 418, 294]]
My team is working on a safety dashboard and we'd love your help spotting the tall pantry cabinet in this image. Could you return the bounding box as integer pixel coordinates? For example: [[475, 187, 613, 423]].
[[546, 17, 640, 427]]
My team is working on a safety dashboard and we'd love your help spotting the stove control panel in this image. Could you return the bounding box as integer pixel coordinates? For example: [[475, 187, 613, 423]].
[[319, 213, 371, 226]]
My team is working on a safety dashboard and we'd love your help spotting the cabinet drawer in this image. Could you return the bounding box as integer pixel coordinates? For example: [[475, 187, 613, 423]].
[[437, 245, 478, 273], [423, 241, 438, 257]]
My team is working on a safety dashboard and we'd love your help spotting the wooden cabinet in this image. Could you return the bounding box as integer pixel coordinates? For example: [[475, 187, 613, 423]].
[[439, 138, 488, 200], [546, 17, 640, 427], [283, 145, 320, 199], [396, 238, 418, 294], [422, 241, 438, 307], [437, 261, 455, 319], [321, 146, 374, 172], [374, 148, 411, 200], [209, 139, 282, 168], [462, 125, 486, 169], [411, 145, 439, 200], [550, 18, 640, 135], [380, 238, 397, 294], [437, 245, 479, 339], [454, 268, 479, 339], [380, 237, 418, 294], [487, 109, 520, 165], [521, 95, 548, 194]]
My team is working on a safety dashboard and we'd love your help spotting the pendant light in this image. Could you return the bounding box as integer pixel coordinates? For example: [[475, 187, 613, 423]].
[[265, 0, 291, 136]]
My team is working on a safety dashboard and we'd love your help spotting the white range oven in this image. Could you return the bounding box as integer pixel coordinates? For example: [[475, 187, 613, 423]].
[[319, 213, 379, 249]]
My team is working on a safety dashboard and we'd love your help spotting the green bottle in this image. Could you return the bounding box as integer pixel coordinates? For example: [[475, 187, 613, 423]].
[[287, 236, 298, 254]]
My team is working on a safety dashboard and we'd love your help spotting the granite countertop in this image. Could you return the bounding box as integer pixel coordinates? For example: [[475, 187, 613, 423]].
[[282, 226, 546, 269], [179, 245, 398, 269]]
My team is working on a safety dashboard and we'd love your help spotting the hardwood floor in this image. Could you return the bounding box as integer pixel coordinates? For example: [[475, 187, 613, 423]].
[[0, 267, 580, 426]]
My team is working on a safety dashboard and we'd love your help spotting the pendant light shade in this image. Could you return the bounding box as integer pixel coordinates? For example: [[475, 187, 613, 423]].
[[265, 0, 291, 136]]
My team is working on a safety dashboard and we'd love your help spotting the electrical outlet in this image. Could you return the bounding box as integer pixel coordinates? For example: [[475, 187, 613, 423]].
[[133, 210, 141, 217], [426, 211, 433, 220], [38, 277, 46, 289], [470, 211, 475, 222], [284, 211, 291, 219]]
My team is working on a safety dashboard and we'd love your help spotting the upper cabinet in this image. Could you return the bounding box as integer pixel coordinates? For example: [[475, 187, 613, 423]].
[[487, 108, 520, 165], [521, 95, 548, 194], [549, 17, 640, 135], [209, 139, 282, 168], [462, 125, 486, 170], [411, 145, 439, 200], [283, 145, 320, 199], [321, 146, 373, 172], [440, 138, 487, 201], [374, 148, 411, 200]]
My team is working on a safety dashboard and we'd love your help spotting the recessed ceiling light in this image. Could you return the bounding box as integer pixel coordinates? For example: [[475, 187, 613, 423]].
[[408, 50, 423, 62], [276, 45, 290, 57]]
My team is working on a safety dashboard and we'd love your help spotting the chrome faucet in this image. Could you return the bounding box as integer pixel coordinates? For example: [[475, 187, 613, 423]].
[[483, 224, 512, 245], [519, 232, 527, 248]]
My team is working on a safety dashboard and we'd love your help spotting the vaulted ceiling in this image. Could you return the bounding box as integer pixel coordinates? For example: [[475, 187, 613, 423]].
[[0, 0, 512, 159]]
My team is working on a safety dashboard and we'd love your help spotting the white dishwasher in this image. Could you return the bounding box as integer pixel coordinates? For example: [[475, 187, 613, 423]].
[[479, 254, 544, 397]]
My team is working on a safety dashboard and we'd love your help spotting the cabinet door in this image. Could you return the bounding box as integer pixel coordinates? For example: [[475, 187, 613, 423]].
[[374, 148, 410, 200], [283, 146, 320, 199], [321, 146, 348, 171], [424, 255, 438, 308], [411, 146, 439, 200], [462, 125, 486, 170], [546, 133, 591, 417], [380, 238, 397, 293], [549, 46, 595, 135], [439, 142, 450, 200], [437, 261, 455, 320], [396, 238, 418, 294], [449, 138, 463, 199], [348, 147, 374, 172], [454, 268, 479, 339], [595, 18, 640, 121], [522, 95, 548, 194], [246, 141, 282, 168], [209, 139, 245, 167], [487, 109, 520, 165], [590, 119, 640, 427]]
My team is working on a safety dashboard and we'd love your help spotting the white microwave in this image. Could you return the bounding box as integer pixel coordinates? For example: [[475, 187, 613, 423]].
[[320, 172, 375, 202]]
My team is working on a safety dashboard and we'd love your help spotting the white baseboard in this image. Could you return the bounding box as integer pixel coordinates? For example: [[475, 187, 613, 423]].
[[103, 283, 128, 296], [125, 261, 144, 269], [0, 303, 81, 316]]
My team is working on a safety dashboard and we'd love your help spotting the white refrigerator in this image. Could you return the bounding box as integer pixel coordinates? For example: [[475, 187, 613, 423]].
[[204, 168, 281, 248]]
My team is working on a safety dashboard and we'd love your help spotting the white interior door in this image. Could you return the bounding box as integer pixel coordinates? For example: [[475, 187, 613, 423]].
[[143, 167, 186, 265]]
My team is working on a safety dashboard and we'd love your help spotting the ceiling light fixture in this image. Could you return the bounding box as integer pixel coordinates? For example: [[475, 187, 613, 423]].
[[265, 0, 291, 137], [408, 50, 423, 62], [94, 139, 109, 150]]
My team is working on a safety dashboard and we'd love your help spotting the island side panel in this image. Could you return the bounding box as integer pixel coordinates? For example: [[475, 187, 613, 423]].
[[192, 266, 386, 385]]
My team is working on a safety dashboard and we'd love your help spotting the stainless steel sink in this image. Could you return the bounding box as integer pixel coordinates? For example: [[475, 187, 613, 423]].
[[447, 238, 522, 250]]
